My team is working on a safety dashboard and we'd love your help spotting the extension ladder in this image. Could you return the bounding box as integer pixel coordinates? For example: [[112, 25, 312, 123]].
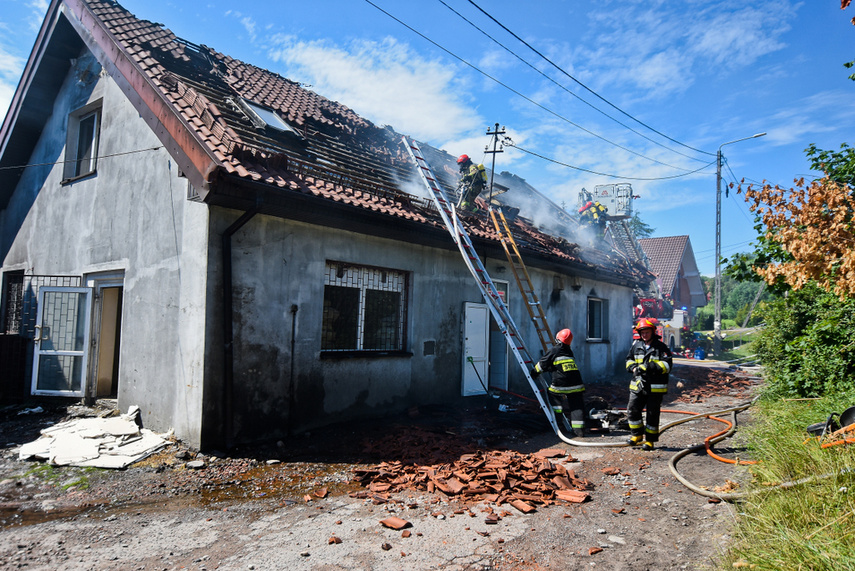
[[401, 137, 571, 442], [487, 207, 554, 353]]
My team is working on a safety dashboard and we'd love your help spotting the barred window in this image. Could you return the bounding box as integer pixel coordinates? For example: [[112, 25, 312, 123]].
[[322, 262, 408, 352]]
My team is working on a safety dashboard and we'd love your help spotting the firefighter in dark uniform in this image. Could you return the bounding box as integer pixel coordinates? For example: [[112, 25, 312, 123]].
[[625, 318, 673, 450], [456, 154, 488, 212], [530, 328, 586, 437]]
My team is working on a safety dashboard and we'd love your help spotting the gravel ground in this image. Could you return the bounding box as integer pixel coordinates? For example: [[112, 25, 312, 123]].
[[0, 360, 761, 570]]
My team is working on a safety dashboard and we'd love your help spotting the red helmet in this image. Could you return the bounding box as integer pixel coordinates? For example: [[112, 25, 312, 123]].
[[634, 318, 658, 331], [457, 154, 470, 164], [555, 329, 573, 344]]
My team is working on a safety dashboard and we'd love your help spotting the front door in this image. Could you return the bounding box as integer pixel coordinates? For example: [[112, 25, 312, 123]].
[[31, 287, 92, 397], [462, 302, 489, 396]]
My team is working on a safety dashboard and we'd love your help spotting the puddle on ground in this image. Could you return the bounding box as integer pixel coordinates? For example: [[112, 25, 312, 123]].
[[1, 461, 364, 529]]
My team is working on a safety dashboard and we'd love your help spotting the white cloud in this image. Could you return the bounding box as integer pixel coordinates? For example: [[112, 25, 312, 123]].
[[0, 45, 25, 120], [571, 1, 797, 100], [266, 35, 482, 144], [763, 90, 855, 146]]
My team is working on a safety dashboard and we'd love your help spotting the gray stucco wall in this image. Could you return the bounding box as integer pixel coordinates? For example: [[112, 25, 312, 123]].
[[1, 48, 635, 450], [0, 51, 209, 445], [211, 210, 635, 444]]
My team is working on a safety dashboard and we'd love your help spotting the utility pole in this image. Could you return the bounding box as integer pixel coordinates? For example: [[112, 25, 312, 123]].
[[714, 132, 766, 356], [485, 123, 505, 205]]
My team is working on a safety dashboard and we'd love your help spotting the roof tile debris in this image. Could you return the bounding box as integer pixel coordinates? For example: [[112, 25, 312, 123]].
[[671, 367, 758, 402], [352, 447, 593, 509]]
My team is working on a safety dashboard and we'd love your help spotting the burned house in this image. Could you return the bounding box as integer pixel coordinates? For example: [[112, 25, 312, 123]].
[[0, 0, 650, 449]]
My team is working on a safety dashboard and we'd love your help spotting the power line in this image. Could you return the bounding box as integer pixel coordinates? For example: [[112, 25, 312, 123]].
[[362, 0, 699, 173], [0, 146, 163, 171], [435, 0, 708, 166], [465, 0, 715, 158], [508, 142, 715, 181]]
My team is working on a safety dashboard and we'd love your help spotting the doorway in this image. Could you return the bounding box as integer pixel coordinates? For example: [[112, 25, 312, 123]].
[[88, 273, 124, 399]]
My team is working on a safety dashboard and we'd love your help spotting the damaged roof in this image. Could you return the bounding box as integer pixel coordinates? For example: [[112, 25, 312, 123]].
[[1, 0, 650, 287]]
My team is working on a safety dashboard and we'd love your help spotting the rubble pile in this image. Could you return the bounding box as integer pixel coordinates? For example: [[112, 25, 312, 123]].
[[671, 367, 757, 403], [352, 447, 592, 511]]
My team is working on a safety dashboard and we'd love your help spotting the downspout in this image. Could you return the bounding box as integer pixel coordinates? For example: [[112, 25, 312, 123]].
[[222, 206, 259, 449], [288, 304, 298, 435]]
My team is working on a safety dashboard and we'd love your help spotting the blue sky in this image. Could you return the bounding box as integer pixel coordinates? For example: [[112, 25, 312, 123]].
[[2, 0, 853, 276]]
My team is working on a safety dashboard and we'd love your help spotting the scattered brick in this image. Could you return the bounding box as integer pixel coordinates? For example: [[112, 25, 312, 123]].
[[328, 536, 341, 545], [381, 543, 392, 551], [379, 516, 411, 530], [589, 547, 603, 556], [353, 447, 593, 509]]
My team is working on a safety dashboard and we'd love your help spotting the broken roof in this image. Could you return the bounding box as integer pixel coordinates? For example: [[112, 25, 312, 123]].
[[1, 0, 650, 287]]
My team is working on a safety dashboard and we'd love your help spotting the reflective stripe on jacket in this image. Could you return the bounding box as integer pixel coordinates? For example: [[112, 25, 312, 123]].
[[625, 336, 673, 393], [535, 343, 585, 392]]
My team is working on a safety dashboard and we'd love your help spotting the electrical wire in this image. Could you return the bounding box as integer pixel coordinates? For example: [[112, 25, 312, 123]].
[[508, 141, 716, 181], [0, 146, 164, 171], [435, 0, 708, 166], [362, 0, 701, 173], [465, 0, 715, 158]]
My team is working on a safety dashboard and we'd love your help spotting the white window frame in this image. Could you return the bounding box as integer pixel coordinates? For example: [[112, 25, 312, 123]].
[[321, 261, 409, 353], [586, 296, 609, 341]]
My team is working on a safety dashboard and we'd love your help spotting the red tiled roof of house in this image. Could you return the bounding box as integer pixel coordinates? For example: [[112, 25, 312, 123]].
[[637, 236, 689, 297], [83, 0, 647, 282]]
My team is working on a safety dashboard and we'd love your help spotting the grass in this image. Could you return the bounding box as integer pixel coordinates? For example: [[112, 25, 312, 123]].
[[21, 463, 100, 491], [716, 388, 855, 570]]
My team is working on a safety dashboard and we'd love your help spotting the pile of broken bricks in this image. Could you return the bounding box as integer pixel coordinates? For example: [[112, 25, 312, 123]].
[[671, 368, 758, 403], [352, 447, 592, 514]]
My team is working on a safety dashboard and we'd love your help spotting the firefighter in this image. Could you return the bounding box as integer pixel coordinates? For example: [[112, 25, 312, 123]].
[[530, 328, 586, 437], [625, 318, 673, 450], [456, 154, 487, 212], [578, 200, 608, 235]]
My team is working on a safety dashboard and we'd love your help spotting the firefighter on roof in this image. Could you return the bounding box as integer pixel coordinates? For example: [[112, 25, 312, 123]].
[[530, 328, 587, 437], [625, 318, 673, 450], [578, 200, 608, 235], [456, 154, 488, 212]]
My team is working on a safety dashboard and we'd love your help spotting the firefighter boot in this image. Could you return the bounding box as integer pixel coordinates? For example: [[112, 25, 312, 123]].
[[641, 441, 655, 451], [627, 435, 643, 446]]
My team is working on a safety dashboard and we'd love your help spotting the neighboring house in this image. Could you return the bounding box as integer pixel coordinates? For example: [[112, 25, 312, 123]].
[[0, 0, 650, 449], [638, 236, 706, 319]]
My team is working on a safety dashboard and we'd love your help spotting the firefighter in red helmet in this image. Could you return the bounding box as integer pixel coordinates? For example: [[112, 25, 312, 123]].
[[625, 318, 673, 450], [456, 154, 487, 212], [530, 328, 587, 437]]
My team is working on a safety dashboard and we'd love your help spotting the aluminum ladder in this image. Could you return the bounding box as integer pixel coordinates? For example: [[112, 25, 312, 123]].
[[401, 136, 572, 442]]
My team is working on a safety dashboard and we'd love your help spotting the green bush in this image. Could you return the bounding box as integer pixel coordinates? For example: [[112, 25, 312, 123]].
[[753, 283, 855, 397]]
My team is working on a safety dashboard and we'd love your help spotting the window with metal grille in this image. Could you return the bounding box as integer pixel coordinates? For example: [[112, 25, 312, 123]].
[[2, 273, 82, 336], [322, 262, 408, 352], [587, 297, 609, 341]]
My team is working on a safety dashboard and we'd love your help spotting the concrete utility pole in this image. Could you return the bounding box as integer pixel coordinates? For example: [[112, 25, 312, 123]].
[[485, 123, 505, 204], [714, 132, 766, 356]]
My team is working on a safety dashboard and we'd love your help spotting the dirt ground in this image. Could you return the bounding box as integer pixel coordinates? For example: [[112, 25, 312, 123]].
[[0, 360, 762, 570]]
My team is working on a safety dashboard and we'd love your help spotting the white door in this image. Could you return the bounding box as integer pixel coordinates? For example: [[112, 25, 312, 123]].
[[462, 302, 489, 396], [31, 287, 93, 397]]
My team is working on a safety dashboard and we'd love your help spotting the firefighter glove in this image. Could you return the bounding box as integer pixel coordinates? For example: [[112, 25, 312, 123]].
[[637, 363, 648, 373], [530, 368, 540, 379]]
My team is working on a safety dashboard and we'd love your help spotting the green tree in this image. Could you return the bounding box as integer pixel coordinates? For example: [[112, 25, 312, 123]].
[[628, 211, 655, 239]]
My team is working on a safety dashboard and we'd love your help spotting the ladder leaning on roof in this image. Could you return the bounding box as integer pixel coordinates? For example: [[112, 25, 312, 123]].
[[487, 206, 554, 354], [401, 136, 573, 444]]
